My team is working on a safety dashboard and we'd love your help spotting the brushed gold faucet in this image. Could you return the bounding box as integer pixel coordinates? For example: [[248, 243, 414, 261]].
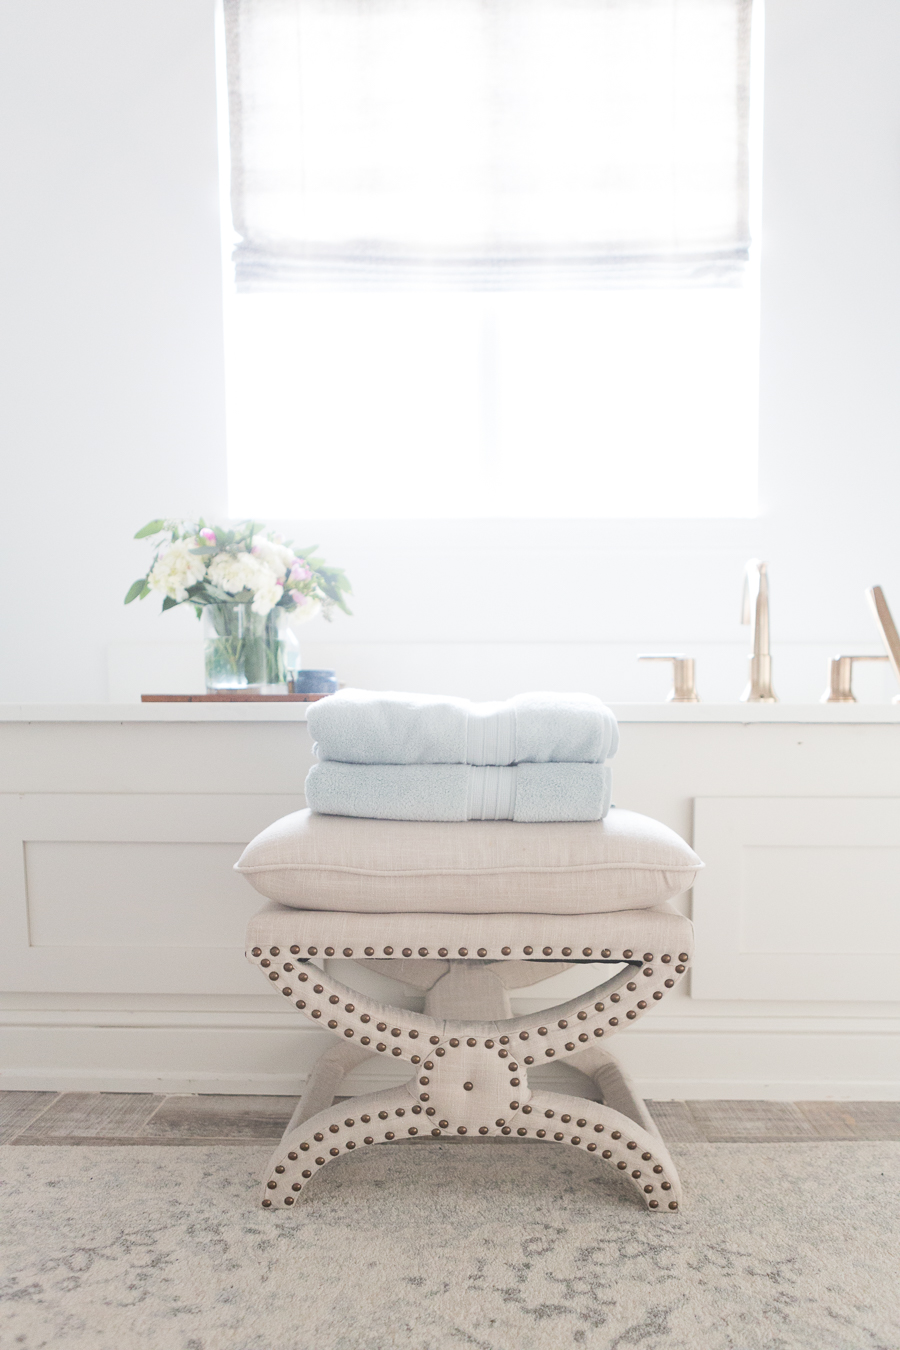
[[741, 559, 777, 702]]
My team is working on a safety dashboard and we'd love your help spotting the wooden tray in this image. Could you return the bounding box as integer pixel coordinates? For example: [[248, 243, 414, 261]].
[[141, 692, 332, 703]]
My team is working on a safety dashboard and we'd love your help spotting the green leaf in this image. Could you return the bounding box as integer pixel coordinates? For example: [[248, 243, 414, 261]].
[[161, 595, 180, 611], [123, 578, 147, 605], [134, 519, 167, 539]]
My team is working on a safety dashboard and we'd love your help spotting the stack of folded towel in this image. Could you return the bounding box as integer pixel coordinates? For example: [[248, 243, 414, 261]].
[[304, 689, 618, 823]]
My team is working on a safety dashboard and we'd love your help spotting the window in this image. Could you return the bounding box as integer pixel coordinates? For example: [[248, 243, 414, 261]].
[[221, 0, 759, 519]]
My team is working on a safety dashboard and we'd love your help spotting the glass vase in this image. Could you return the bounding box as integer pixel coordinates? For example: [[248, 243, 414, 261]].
[[202, 603, 293, 693]]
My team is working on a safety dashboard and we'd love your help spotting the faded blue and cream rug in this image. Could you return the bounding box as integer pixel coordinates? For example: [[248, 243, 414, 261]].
[[1, 1141, 897, 1350]]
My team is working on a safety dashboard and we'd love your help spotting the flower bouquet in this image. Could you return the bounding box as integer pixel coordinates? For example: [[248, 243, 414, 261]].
[[125, 520, 351, 692]]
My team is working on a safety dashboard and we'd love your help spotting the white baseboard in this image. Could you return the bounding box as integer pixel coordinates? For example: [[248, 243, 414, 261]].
[[2, 1016, 898, 1100]]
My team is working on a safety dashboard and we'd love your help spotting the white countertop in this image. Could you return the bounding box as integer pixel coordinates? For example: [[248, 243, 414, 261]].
[[1, 702, 899, 723]]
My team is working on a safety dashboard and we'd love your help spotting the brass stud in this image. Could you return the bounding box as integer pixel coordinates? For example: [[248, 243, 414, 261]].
[[587, 1142, 597, 1152], [571, 1137, 581, 1146], [251, 947, 262, 957], [395, 1108, 405, 1117], [626, 1012, 636, 1020], [425, 1108, 435, 1116], [329, 1124, 339, 1134], [298, 973, 308, 983], [376, 1043, 386, 1052], [423, 1061, 434, 1070], [458, 948, 468, 956], [501, 947, 511, 955], [517, 1127, 528, 1136], [467, 1037, 477, 1047], [432, 1127, 442, 1136], [537, 1128, 546, 1137], [343, 948, 353, 957], [435, 1048, 446, 1057], [419, 1076, 429, 1085], [561, 1114, 571, 1123], [583, 948, 593, 956], [364, 1137, 373, 1145], [313, 1133, 324, 1142], [594, 1124, 604, 1133], [344, 1029, 354, 1037], [275, 1165, 285, 1173], [558, 1020, 568, 1028], [499, 1036, 510, 1044], [282, 988, 293, 997], [617, 1161, 627, 1170], [266, 1180, 277, 1189], [307, 947, 317, 955], [653, 992, 663, 1000], [438, 948, 448, 957], [290, 945, 301, 955], [664, 979, 675, 988], [420, 1093, 429, 1102], [609, 1017, 618, 1026], [519, 1031, 529, 1040], [478, 1126, 489, 1135], [457, 1126, 467, 1135], [269, 947, 280, 956], [484, 1040, 494, 1048], [510, 1078, 520, 1087], [477, 948, 487, 957], [644, 1184, 654, 1193], [637, 1001, 647, 1010], [602, 1149, 612, 1158], [649, 1200, 659, 1208], [675, 965, 685, 973], [288, 1151, 298, 1160], [324, 947, 334, 956], [346, 1141, 356, 1150], [653, 1165, 663, 1174], [545, 1048, 555, 1057], [378, 1111, 388, 1120], [328, 1020, 338, 1028], [408, 1127, 418, 1135], [402, 948, 412, 957], [262, 1198, 272, 1207], [627, 982, 637, 992], [662, 954, 671, 963], [545, 1110, 555, 1119], [601, 948, 611, 958], [361, 1115, 371, 1123], [679, 952, 689, 961], [418, 948, 428, 956], [610, 994, 620, 1003], [299, 1143, 309, 1152], [260, 959, 271, 968], [623, 949, 633, 958], [430, 1035, 440, 1044], [668, 1201, 678, 1210], [383, 947, 393, 955], [576, 1118, 587, 1127], [268, 972, 280, 981], [365, 947, 375, 956], [439, 1120, 449, 1128], [578, 1034, 588, 1043], [577, 1011, 587, 1021], [292, 1182, 301, 1191], [643, 968, 653, 977], [449, 1038, 460, 1047], [524, 1056, 534, 1064], [554, 1132, 564, 1141], [391, 1028, 401, 1037], [542, 947, 553, 956], [409, 1030, 419, 1039], [523, 946, 533, 955], [631, 1169, 641, 1178], [522, 1105, 532, 1115], [509, 1100, 519, 1110], [611, 1131, 622, 1139], [385, 1131, 395, 1140], [562, 947, 572, 956], [501, 1127, 511, 1135], [661, 1181, 672, 1190], [314, 985, 324, 994], [463, 1082, 474, 1091], [315, 1158, 325, 1166], [565, 1042, 575, 1050]]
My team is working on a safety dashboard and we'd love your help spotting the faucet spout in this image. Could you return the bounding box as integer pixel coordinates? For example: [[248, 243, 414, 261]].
[[741, 559, 777, 702]]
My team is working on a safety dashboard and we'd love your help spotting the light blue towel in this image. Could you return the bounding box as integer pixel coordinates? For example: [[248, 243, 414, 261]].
[[305, 761, 612, 822], [307, 689, 619, 766]]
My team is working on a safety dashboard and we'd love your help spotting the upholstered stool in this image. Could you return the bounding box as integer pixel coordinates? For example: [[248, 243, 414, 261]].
[[237, 808, 701, 1213]]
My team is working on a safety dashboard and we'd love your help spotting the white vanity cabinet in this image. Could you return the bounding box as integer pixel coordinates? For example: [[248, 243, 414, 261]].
[[0, 703, 898, 1099]]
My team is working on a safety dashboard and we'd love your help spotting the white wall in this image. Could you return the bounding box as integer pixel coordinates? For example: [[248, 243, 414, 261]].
[[0, 0, 899, 706]]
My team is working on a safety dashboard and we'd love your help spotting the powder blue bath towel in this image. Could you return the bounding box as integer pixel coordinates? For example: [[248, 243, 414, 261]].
[[306, 689, 618, 766], [305, 761, 612, 822]]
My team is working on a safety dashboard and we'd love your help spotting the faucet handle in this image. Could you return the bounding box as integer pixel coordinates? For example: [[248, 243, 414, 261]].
[[638, 655, 700, 704], [821, 654, 888, 704]]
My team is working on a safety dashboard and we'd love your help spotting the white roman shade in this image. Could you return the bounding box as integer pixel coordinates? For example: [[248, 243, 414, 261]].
[[224, 0, 753, 289]]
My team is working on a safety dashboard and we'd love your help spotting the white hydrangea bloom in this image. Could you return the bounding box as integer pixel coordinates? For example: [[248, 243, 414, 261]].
[[148, 538, 206, 602], [251, 535, 294, 579], [208, 551, 271, 595], [251, 579, 284, 616], [286, 595, 322, 627]]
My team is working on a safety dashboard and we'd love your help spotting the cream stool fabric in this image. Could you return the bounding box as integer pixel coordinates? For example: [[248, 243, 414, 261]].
[[246, 901, 694, 1213]]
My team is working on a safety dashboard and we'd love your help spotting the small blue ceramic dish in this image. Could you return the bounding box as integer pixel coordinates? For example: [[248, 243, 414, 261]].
[[291, 669, 339, 694]]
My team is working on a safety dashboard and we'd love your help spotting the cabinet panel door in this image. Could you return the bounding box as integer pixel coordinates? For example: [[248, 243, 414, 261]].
[[692, 797, 900, 1000], [0, 794, 301, 993]]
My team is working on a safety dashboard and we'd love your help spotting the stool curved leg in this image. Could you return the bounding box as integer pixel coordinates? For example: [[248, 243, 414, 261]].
[[260, 1086, 415, 1207], [519, 1089, 682, 1211]]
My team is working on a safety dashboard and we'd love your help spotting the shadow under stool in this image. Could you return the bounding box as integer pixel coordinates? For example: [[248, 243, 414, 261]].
[[246, 904, 693, 1212]]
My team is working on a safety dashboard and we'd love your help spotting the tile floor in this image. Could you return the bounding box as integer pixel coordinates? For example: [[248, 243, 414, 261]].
[[2, 1092, 898, 1146]]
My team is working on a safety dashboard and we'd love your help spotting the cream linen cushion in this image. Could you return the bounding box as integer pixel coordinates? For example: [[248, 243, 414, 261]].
[[234, 808, 702, 915]]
